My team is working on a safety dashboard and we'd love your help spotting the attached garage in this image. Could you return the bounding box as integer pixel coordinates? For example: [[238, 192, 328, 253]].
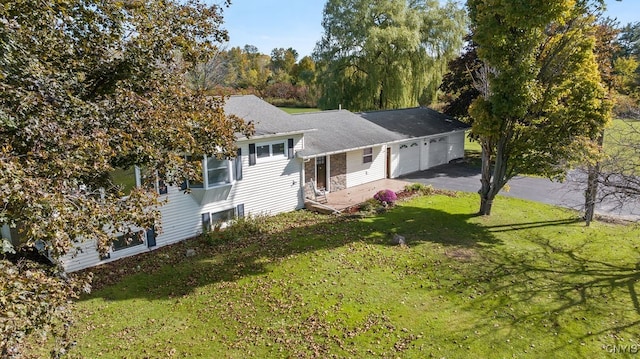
[[425, 136, 449, 169], [359, 107, 470, 177], [397, 141, 421, 175]]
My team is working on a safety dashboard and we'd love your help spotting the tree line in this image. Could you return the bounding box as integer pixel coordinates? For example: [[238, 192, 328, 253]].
[[190, 0, 468, 112], [188, 45, 320, 108]]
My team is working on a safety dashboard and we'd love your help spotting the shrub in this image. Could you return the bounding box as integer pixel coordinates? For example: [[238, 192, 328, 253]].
[[203, 214, 270, 246], [404, 183, 435, 196], [373, 189, 398, 204], [359, 198, 380, 212]]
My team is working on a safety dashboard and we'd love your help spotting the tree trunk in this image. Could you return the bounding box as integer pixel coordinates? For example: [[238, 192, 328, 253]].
[[479, 197, 494, 215], [584, 164, 598, 226], [584, 131, 604, 226], [478, 137, 509, 216], [478, 142, 493, 215]]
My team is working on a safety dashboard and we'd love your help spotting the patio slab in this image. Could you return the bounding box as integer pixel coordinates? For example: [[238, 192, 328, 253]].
[[325, 178, 414, 211]]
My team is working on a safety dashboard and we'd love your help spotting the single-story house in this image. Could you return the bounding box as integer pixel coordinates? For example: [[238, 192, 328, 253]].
[[2, 95, 469, 272]]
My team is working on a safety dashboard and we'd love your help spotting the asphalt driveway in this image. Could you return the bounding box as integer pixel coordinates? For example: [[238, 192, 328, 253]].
[[400, 163, 640, 221]]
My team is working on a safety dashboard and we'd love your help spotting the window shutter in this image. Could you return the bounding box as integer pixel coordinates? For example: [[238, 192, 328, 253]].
[[146, 227, 157, 248], [235, 148, 243, 180], [249, 144, 256, 166], [236, 203, 245, 218], [202, 213, 211, 231], [287, 138, 294, 159], [158, 178, 168, 195]]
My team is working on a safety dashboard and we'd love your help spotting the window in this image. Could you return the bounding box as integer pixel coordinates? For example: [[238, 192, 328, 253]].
[[181, 154, 235, 190], [112, 231, 145, 251], [136, 167, 168, 195], [183, 155, 204, 189], [272, 142, 285, 156], [254, 141, 287, 162], [202, 207, 238, 231], [363, 147, 373, 163], [257, 144, 271, 158], [206, 157, 230, 187], [211, 208, 235, 222]]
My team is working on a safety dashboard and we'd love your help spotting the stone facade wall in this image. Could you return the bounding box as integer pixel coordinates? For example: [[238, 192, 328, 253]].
[[304, 159, 315, 199], [329, 153, 347, 192]]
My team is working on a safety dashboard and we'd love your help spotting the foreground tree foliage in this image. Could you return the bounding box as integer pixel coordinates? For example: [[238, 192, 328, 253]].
[[0, 254, 90, 358], [0, 0, 253, 356], [467, 0, 611, 215], [313, 0, 466, 111]]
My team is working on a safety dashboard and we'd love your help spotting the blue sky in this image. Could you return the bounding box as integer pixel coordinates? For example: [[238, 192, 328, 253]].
[[221, 0, 640, 58]]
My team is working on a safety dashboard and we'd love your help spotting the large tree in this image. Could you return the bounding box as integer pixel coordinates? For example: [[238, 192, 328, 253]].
[[439, 34, 482, 121], [618, 22, 640, 60], [313, 0, 466, 111], [0, 0, 252, 356], [467, 0, 611, 215]]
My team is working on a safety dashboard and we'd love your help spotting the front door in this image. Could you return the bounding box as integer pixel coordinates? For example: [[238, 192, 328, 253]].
[[316, 156, 327, 190]]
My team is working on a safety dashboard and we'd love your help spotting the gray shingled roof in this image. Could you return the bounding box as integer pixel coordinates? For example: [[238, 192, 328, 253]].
[[224, 95, 313, 137], [358, 107, 470, 138], [294, 110, 405, 157], [224, 96, 469, 158]]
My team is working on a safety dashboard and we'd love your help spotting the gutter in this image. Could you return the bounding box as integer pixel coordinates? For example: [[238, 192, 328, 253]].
[[296, 128, 468, 160], [236, 128, 317, 142]]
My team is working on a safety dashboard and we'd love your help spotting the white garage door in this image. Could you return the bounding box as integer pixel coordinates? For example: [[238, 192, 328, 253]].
[[397, 142, 420, 176], [427, 137, 448, 168]]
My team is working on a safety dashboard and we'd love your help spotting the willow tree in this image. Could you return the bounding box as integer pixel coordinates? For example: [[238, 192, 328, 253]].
[[313, 0, 466, 111], [467, 0, 611, 215], [0, 0, 252, 356]]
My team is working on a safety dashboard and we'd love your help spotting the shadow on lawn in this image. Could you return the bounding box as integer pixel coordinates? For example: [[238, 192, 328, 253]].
[[465, 234, 640, 351], [362, 205, 499, 247], [81, 204, 498, 301], [484, 218, 583, 232]]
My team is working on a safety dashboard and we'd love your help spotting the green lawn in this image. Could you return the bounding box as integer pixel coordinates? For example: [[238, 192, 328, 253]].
[[51, 193, 640, 358], [109, 167, 136, 194], [279, 107, 321, 114]]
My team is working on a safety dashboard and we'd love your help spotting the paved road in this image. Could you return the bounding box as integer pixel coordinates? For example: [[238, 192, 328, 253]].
[[400, 163, 640, 221]]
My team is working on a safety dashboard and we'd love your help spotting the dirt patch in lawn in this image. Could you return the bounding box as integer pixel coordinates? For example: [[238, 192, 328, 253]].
[[445, 247, 478, 262]]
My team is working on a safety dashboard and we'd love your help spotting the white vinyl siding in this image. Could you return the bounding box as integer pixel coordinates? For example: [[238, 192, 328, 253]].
[[60, 134, 304, 273], [228, 135, 304, 215], [346, 145, 386, 188], [60, 182, 203, 272]]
